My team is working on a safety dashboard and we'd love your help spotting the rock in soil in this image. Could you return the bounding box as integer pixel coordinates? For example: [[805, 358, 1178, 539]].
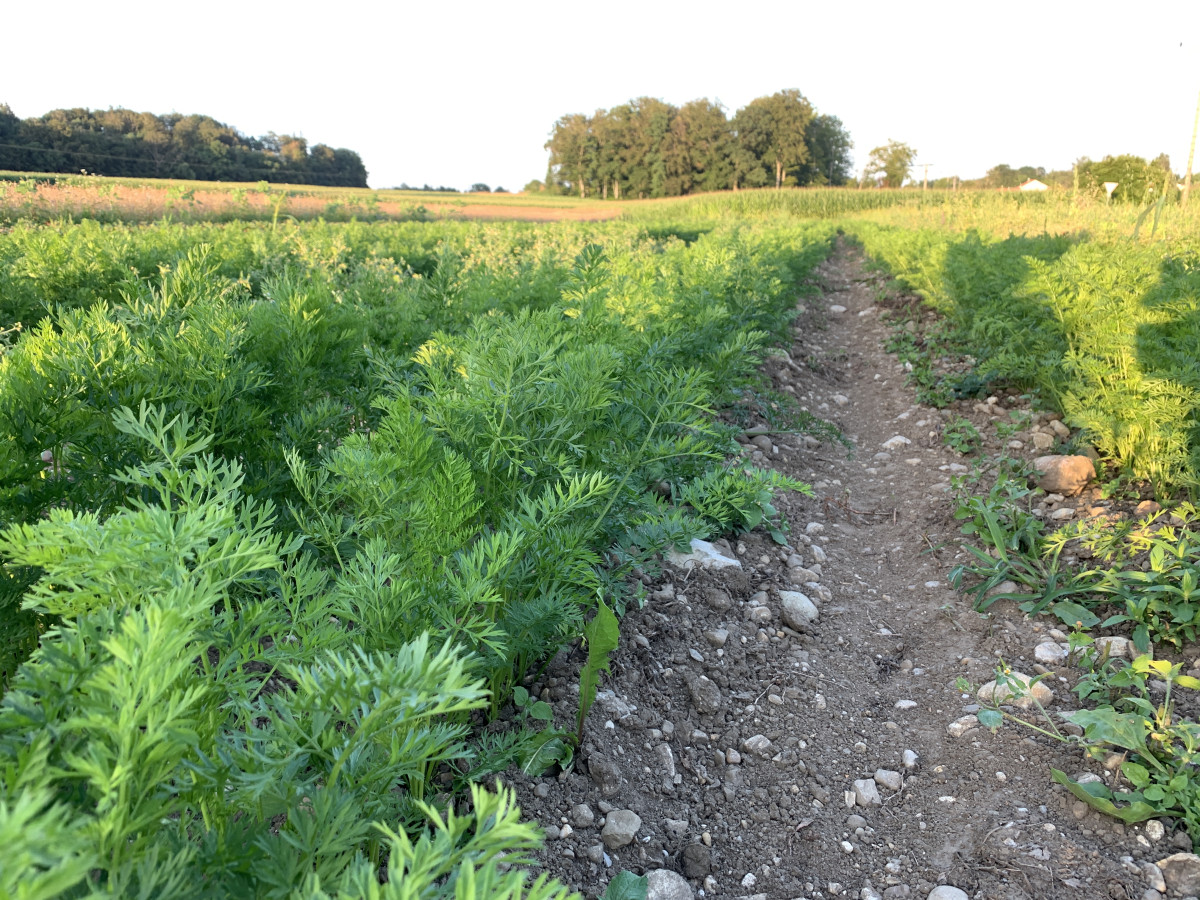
[[926, 888, 969, 900], [666, 538, 742, 571], [645, 868, 693, 900], [1156, 852, 1200, 894], [779, 590, 820, 627], [1032, 454, 1095, 495], [600, 809, 641, 849]]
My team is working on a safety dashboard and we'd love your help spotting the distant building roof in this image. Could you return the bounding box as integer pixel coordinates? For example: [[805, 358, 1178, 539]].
[[1019, 179, 1049, 191]]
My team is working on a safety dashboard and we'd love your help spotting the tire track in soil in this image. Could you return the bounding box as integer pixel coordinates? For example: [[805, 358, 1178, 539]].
[[510, 240, 1156, 900]]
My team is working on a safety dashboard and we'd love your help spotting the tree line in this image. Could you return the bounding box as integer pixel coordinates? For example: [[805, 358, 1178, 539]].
[[0, 105, 368, 187], [533, 90, 853, 199], [931, 154, 1178, 202]]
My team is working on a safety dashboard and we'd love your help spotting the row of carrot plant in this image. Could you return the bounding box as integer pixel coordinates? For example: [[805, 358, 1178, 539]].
[[846, 222, 1200, 495], [0, 216, 829, 898]]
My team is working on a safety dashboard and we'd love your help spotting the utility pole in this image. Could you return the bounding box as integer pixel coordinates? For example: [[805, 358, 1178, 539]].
[[1184, 86, 1199, 209], [913, 162, 935, 190]]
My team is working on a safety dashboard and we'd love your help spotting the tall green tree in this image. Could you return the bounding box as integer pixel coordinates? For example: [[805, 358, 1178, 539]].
[[593, 103, 633, 199], [545, 113, 597, 198], [733, 89, 814, 189], [1078, 154, 1175, 203], [793, 114, 853, 186], [625, 97, 674, 199], [676, 99, 736, 193], [863, 140, 916, 188]]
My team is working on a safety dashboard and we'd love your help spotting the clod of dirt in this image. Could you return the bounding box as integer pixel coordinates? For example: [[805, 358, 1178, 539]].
[[680, 843, 711, 877], [686, 676, 722, 716], [586, 755, 624, 796]]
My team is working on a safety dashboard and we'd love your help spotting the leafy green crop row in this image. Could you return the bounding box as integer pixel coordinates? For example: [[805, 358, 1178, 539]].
[[849, 222, 1200, 493], [622, 187, 962, 223], [0, 216, 831, 897]]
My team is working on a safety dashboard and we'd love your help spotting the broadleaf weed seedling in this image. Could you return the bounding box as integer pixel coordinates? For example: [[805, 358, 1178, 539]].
[[942, 416, 981, 454]]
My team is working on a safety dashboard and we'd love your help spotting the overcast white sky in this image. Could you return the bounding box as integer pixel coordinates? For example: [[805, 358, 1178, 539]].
[[3, 0, 1197, 190]]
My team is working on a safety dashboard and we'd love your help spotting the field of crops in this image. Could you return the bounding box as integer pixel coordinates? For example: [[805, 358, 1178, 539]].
[[6, 182, 1200, 896], [0, 174, 625, 225], [845, 218, 1200, 493], [0, 213, 835, 898]]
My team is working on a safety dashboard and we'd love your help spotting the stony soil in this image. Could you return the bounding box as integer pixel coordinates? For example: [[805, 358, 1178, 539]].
[[506, 242, 1197, 900]]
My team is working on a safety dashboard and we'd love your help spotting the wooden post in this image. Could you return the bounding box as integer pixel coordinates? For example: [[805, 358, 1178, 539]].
[[1184, 87, 1200, 209]]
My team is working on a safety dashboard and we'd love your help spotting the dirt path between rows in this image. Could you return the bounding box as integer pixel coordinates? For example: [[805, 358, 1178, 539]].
[[511, 241, 1177, 900]]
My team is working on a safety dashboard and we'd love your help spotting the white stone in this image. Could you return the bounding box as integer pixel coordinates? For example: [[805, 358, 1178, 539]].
[[1034, 641, 1069, 664], [1095, 636, 1133, 660], [894, 699, 918, 710], [787, 566, 821, 585], [779, 591, 820, 628], [987, 580, 1019, 597], [927, 888, 969, 900], [646, 868, 694, 900], [882, 435, 912, 451], [746, 605, 773, 624], [595, 690, 637, 719], [1142, 861, 1167, 892], [666, 539, 742, 571], [852, 778, 882, 807], [902, 749, 919, 769], [874, 769, 903, 791], [601, 809, 642, 849], [742, 734, 774, 758], [947, 715, 978, 737], [704, 628, 729, 648]]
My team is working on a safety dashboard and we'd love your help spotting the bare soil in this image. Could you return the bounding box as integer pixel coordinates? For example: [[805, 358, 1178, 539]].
[[507, 241, 1183, 900]]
